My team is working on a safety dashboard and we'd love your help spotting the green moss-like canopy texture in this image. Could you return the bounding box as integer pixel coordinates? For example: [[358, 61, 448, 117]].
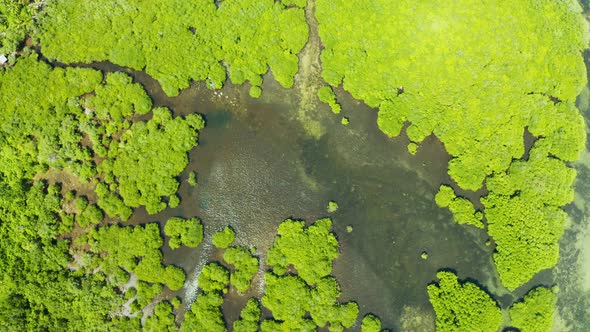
[[316, 0, 587, 290], [427, 271, 503, 332], [38, 0, 308, 96], [164, 217, 204, 249], [509, 286, 557, 332], [317, 1, 586, 191], [267, 218, 339, 285], [482, 139, 575, 289]]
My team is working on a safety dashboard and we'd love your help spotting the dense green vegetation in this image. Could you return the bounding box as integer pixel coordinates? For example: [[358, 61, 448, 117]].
[[262, 273, 312, 325], [98, 108, 204, 214], [0, 20, 209, 330], [509, 286, 557, 332], [143, 301, 178, 332], [0, 179, 133, 330], [327, 200, 339, 213], [85, 72, 152, 138], [361, 314, 382, 332], [164, 217, 203, 249], [262, 218, 358, 331], [223, 246, 259, 293], [182, 291, 227, 332], [199, 262, 230, 293], [212, 226, 236, 249], [318, 86, 341, 114], [0, 0, 585, 329], [83, 224, 186, 290], [0, 53, 101, 181], [261, 273, 359, 331], [233, 299, 261, 332], [0, 0, 40, 53], [435, 185, 483, 228], [316, 0, 586, 189], [180, 217, 362, 331], [0, 54, 142, 329], [182, 263, 229, 331], [267, 218, 339, 285], [316, 0, 587, 292], [483, 139, 575, 290], [427, 271, 503, 332], [38, 0, 308, 96], [187, 171, 198, 187]]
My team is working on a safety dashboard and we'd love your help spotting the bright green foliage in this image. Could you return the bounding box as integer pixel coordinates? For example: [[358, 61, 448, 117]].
[[282, 0, 307, 7], [318, 86, 341, 114], [65, 190, 75, 200], [136, 281, 163, 309], [74, 196, 89, 211], [309, 277, 359, 331], [249, 86, 262, 99], [0, 0, 41, 53], [407, 142, 418, 155], [361, 314, 382, 332], [38, 0, 308, 96], [341, 117, 349, 125], [223, 246, 259, 293], [262, 273, 312, 323], [267, 218, 339, 285], [143, 301, 178, 332], [76, 203, 104, 227], [86, 224, 186, 290], [427, 271, 503, 332], [448, 199, 482, 228], [187, 171, 198, 187], [0, 55, 163, 329], [199, 263, 230, 293], [509, 287, 557, 332], [482, 140, 574, 290], [434, 185, 455, 208], [261, 272, 358, 332], [85, 72, 152, 138], [233, 298, 261, 332], [95, 182, 132, 221], [111, 267, 130, 287], [0, 53, 102, 182], [435, 185, 483, 228], [182, 292, 227, 332], [164, 217, 203, 249], [212, 226, 236, 249], [171, 297, 181, 309], [125, 287, 137, 299], [316, 0, 587, 191], [317, 0, 586, 290], [327, 201, 339, 213], [260, 319, 316, 332], [0, 42, 206, 331], [0, 181, 129, 330], [100, 108, 204, 214]]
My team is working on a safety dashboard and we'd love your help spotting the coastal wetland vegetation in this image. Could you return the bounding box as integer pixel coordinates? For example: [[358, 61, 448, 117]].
[[1, 0, 590, 331]]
